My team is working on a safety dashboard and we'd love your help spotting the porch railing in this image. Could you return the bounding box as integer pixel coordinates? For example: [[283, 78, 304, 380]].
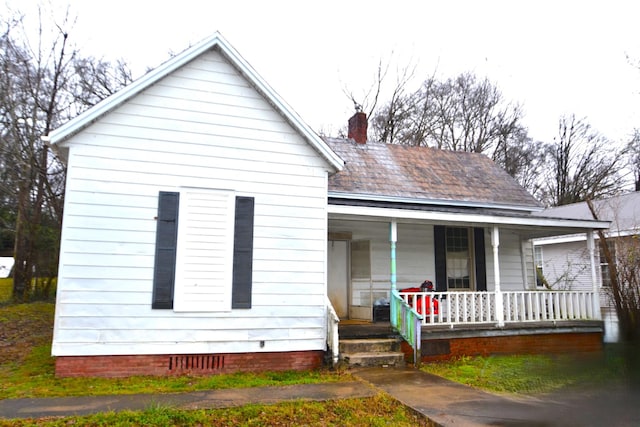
[[391, 290, 423, 366], [326, 297, 340, 366], [399, 290, 600, 327], [502, 291, 599, 322]]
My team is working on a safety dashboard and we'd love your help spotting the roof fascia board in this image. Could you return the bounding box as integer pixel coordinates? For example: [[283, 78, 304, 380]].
[[215, 38, 344, 172], [534, 228, 638, 245], [532, 234, 587, 245], [327, 204, 611, 230], [48, 33, 222, 145], [328, 192, 543, 212], [47, 32, 343, 172]]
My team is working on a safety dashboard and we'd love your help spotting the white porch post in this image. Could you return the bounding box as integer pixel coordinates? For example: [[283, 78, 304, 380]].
[[586, 229, 601, 319], [519, 238, 530, 289], [492, 226, 505, 327]]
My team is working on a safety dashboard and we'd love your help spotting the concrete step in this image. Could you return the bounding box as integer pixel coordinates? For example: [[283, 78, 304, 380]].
[[339, 337, 406, 367], [342, 351, 406, 367], [339, 338, 401, 354]]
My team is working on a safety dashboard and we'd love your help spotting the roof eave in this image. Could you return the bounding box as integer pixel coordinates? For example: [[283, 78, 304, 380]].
[[328, 191, 543, 213], [327, 203, 611, 231]]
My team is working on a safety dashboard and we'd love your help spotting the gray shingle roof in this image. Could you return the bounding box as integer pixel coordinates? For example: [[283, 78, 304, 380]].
[[535, 191, 640, 233], [325, 137, 541, 210]]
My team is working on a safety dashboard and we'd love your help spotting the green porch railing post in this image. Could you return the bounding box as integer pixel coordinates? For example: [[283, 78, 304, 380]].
[[389, 220, 397, 324]]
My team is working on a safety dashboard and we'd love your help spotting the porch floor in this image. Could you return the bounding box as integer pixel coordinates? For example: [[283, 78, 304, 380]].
[[338, 319, 604, 340], [338, 321, 397, 339]]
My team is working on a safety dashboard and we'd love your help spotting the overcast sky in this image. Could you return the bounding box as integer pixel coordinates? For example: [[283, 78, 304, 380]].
[[8, 0, 640, 143]]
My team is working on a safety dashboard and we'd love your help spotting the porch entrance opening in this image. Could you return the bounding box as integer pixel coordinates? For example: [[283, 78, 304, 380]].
[[327, 240, 348, 318], [327, 239, 374, 321]]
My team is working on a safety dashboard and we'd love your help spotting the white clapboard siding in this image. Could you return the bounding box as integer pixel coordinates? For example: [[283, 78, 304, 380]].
[[61, 303, 325, 319], [328, 219, 530, 294], [540, 241, 594, 291], [484, 230, 526, 290], [174, 189, 235, 312], [54, 48, 332, 356], [54, 338, 328, 357]]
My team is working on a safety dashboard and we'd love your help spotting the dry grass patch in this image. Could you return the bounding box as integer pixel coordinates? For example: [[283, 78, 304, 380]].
[[0, 394, 433, 427]]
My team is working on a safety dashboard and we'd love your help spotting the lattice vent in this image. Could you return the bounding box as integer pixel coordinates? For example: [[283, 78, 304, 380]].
[[168, 355, 225, 372]]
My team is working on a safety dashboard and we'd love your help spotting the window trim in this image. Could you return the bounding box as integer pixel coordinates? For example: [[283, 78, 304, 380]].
[[434, 226, 486, 292], [151, 190, 255, 311]]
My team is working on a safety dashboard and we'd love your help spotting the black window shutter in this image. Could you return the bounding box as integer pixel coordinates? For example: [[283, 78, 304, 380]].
[[152, 192, 179, 309], [232, 196, 254, 309], [433, 225, 447, 292], [474, 227, 487, 291]]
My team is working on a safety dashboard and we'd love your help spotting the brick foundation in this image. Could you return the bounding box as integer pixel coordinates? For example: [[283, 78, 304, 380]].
[[55, 350, 324, 378], [401, 331, 603, 363]]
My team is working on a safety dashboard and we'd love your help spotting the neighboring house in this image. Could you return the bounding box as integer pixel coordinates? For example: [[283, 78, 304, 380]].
[[0, 257, 13, 279], [47, 33, 609, 377], [532, 191, 640, 342]]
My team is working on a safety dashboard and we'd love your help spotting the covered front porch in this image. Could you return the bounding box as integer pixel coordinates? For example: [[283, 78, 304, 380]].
[[325, 205, 608, 365]]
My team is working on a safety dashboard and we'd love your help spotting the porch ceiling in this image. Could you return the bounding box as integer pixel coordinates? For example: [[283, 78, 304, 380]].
[[327, 203, 610, 240]]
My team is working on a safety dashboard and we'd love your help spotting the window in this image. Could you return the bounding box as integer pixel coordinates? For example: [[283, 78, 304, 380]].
[[446, 227, 472, 289], [434, 226, 486, 292], [351, 240, 371, 280], [534, 246, 544, 287], [599, 241, 616, 287], [152, 190, 254, 311]]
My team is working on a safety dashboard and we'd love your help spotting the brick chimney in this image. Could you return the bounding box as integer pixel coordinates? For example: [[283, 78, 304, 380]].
[[348, 111, 368, 144]]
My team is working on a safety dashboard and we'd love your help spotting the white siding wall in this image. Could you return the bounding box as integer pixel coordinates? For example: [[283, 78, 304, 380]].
[[536, 239, 614, 313], [538, 241, 595, 291], [328, 220, 530, 298], [53, 50, 332, 356], [485, 229, 532, 291], [329, 220, 436, 298]]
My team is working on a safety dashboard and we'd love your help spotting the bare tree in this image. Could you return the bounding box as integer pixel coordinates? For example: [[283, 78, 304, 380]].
[[587, 199, 640, 342], [627, 129, 640, 191], [370, 72, 525, 157], [539, 115, 627, 207], [492, 127, 547, 197], [0, 9, 132, 301], [344, 56, 417, 133]]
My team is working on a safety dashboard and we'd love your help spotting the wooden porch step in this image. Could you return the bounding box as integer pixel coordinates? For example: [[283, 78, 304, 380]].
[[339, 338, 405, 368]]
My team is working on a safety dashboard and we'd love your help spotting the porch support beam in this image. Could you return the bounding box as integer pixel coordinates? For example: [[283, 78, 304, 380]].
[[586, 230, 601, 319], [492, 226, 505, 327], [390, 219, 397, 292], [519, 238, 530, 290], [390, 219, 398, 324]]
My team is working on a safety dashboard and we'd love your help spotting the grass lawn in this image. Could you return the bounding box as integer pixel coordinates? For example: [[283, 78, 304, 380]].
[[0, 394, 433, 426], [0, 278, 12, 302], [0, 302, 351, 399], [0, 301, 432, 426], [2, 295, 635, 425], [421, 348, 632, 395]]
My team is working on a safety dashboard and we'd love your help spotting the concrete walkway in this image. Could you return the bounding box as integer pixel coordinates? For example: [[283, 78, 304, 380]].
[[1, 368, 639, 426], [0, 381, 376, 420], [354, 367, 640, 426]]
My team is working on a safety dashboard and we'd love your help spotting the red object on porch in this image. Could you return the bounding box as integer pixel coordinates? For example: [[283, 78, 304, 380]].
[[400, 287, 439, 315]]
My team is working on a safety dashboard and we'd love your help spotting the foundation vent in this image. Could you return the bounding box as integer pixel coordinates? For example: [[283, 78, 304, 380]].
[[168, 354, 225, 372]]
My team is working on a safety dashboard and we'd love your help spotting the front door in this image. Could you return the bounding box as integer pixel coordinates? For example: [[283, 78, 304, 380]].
[[327, 240, 348, 318], [349, 240, 372, 320]]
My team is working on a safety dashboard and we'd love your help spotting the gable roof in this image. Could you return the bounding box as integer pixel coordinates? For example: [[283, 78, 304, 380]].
[[325, 137, 542, 211], [535, 191, 640, 235], [45, 32, 343, 171]]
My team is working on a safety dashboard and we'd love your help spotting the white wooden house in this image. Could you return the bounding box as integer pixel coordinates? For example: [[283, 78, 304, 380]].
[[47, 33, 610, 377]]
